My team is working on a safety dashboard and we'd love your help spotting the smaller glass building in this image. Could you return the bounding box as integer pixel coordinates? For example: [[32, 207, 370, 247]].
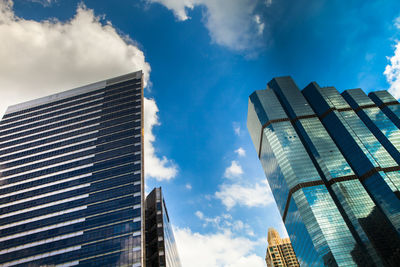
[[145, 187, 181, 267]]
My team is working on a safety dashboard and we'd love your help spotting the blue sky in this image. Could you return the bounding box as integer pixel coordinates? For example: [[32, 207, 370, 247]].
[[1, 0, 400, 266]]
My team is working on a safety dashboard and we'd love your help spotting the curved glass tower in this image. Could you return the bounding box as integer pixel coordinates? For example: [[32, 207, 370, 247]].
[[247, 76, 400, 266]]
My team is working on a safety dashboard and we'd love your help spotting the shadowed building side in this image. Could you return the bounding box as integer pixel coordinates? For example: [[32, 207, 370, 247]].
[[145, 187, 182, 267]]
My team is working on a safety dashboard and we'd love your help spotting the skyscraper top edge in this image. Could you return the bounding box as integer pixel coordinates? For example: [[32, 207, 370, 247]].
[[105, 70, 143, 86], [5, 70, 143, 115], [369, 90, 397, 105]]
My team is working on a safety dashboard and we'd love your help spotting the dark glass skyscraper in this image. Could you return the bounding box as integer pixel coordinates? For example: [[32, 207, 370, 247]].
[[145, 187, 181, 267], [0, 71, 145, 266], [247, 76, 400, 266]]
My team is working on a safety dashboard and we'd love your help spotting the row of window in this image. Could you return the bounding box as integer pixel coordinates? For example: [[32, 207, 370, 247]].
[[2, 153, 140, 196], [1, 194, 140, 239], [1, 231, 140, 264], [0, 89, 141, 137], [2, 79, 140, 121], [0, 83, 140, 131], [1, 170, 140, 207], [0, 114, 139, 156], [1, 220, 140, 257], [0, 158, 139, 196], [0, 108, 140, 152], [1, 133, 140, 179], [1, 173, 140, 218], [0, 100, 141, 144]]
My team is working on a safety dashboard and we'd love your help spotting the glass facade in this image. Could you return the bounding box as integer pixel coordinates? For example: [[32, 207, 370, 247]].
[[247, 77, 400, 266], [145, 187, 181, 267], [0, 72, 146, 266]]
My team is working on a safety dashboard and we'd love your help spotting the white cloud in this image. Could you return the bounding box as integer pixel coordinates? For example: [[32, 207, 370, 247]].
[[232, 220, 245, 231], [29, 0, 54, 7], [224, 160, 243, 179], [384, 39, 400, 99], [395, 16, 400, 29], [0, 1, 177, 181], [233, 122, 241, 135], [234, 126, 241, 135], [174, 226, 265, 267], [144, 98, 178, 180], [383, 17, 400, 99], [234, 147, 246, 157], [185, 183, 192, 190], [253, 15, 264, 35], [196, 212, 232, 228], [147, 0, 266, 51], [195, 210, 204, 219], [195, 211, 256, 237], [215, 180, 273, 210], [148, 0, 194, 21], [0, 1, 150, 116]]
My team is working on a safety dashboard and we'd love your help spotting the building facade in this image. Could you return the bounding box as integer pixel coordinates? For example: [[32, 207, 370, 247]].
[[247, 76, 400, 266], [0, 72, 146, 266], [145, 187, 181, 267], [265, 228, 299, 267]]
